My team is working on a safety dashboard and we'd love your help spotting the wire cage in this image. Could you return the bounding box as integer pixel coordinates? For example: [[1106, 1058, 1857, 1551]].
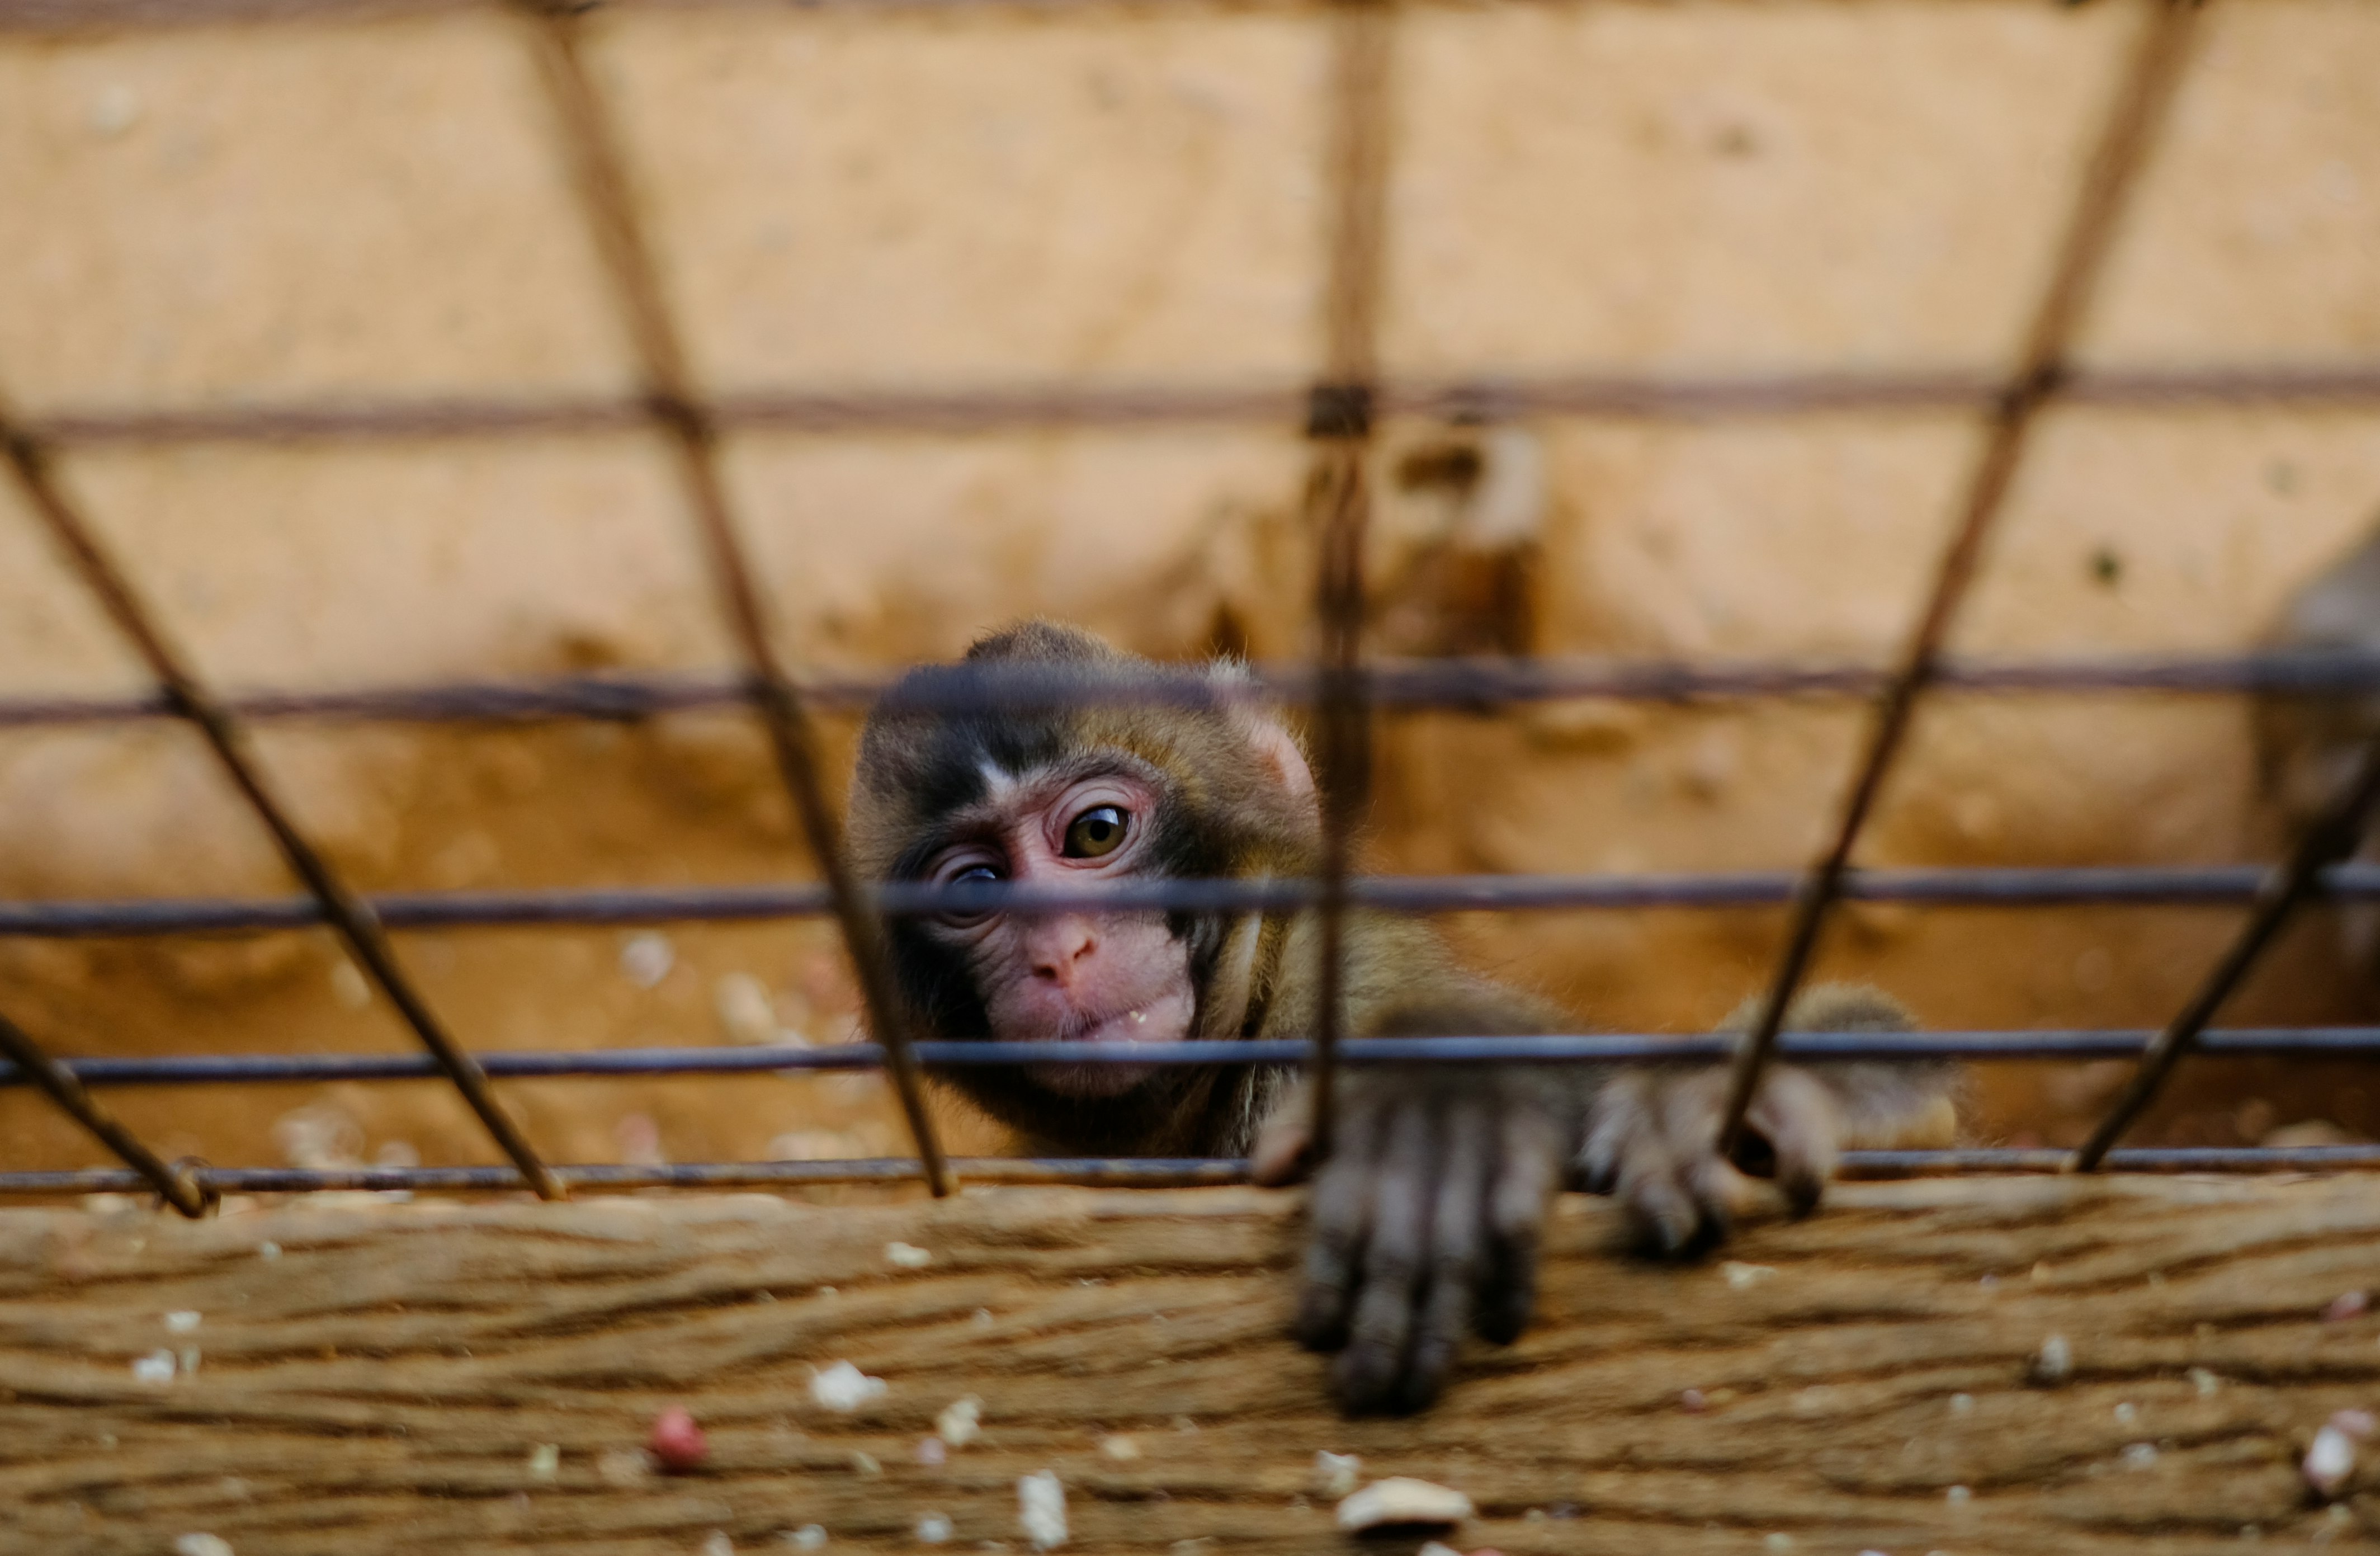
[[5, 0, 2380, 1219]]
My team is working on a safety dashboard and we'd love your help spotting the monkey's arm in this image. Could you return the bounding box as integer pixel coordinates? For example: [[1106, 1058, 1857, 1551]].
[[1251, 959, 1954, 1414]]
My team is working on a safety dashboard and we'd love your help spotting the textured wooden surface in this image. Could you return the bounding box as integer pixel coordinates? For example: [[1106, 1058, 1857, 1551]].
[[4, 1176, 2380, 1555]]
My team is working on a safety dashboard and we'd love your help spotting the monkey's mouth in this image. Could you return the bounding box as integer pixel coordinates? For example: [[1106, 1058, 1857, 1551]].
[[1017, 988, 1196, 1097]]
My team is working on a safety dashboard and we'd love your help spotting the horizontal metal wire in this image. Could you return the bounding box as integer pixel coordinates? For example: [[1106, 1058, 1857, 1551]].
[[4, 864, 2378, 939], [10, 649, 2379, 732], [7, 1144, 2376, 1200], [16, 365, 2380, 446], [10, 1028, 2380, 1090]]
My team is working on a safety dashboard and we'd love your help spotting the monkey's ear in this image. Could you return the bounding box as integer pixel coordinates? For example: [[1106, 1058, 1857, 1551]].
[[1250, 1081, 1316, 1185], [1238, 714, 1316, 807]]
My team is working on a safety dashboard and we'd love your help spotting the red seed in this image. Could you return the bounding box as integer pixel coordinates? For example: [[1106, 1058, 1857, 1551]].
[[649, 1406, 709, 1473]]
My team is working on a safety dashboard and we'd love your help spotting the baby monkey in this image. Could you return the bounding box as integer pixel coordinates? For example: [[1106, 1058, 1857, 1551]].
[[849, 623, 1956, 1413]]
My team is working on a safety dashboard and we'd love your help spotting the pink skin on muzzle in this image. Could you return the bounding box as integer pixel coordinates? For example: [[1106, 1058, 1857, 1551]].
[[922, 770, 1195, 1098]]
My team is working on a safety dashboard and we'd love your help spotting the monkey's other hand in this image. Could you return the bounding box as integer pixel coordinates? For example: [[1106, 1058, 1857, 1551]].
[[1576, 1066, 1840, 1256], [1251, 1070, 1566, 1414]]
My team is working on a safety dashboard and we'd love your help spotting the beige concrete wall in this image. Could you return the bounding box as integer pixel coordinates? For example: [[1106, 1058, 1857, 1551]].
[[1, 0, 2378, 1176]]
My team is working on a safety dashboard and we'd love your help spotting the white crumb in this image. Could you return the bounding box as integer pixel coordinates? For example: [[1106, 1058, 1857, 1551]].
[[1312, 1450, 1362, 1498], [2030, 1333, 2073, 1384], [527, 1443, 559, 1480], [782, 1525, 827, 1550], [133, 1350, 176, 1385], [2120, 1442, 2159, 1470], [2189, 1366, 2220, 1398], [173, 1538, 233, 1556], [1018, 1470, 1068, 1550], [809, 1360, 887, 1412], [1949, 1393, 1975, 1416], [1334, 1477, 1473, 1531], [937, 1395, 984, 1447], [885, 1242, 933, 1270], [2307, 1425, 2357, 1499], [702, 1532, 734, 1556], [257, 1242, 281, 1261], [1099, 1435, 1141, 1462], [915, 1513, 953, 1544], [1721, 1261, 1777, 1290], [620, 932, 675, 989], [165, 1310, 201, 1335]]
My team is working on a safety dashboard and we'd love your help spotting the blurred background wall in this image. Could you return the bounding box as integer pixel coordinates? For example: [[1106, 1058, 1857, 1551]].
[[2, 0, 2378, 1178]]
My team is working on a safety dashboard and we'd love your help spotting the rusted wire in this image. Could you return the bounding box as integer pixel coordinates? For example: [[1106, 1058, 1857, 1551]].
[[2072, 737, 2380, 1172], [11, 864, 2380, 940], [0, 416, 566, 1202], [1715, 0, 2202, 1157], [0, 1008, 209, 1215], [15, 1028, 2380, 1092], [21, 364, 2380, 452], [11, 648, 2380, 731], [522, 3, 953, 1195], [1302, 0, 1395, 1165], [4, 1143, 2376, 1204]]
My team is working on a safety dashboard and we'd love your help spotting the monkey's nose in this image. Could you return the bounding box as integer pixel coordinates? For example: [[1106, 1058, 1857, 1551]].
[[1028, 919, 1099, 985]]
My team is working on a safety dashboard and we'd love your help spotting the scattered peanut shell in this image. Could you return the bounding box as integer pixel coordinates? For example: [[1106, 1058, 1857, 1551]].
[[915, 1513, 953, 1544], [173, 1538, 233, 1556], [917, 1437, 947, 1467], [166, 1310, 201, 1335], [1312, 1450, 1362, 1498], [2306, 1424, 2357, 1499], [1335, 1477, 1475, 1532], [1099, 1434, 1141, 1462], [649, 1407, 709, 1473], [2334, 1409, 2378, 1440], [2028, 1333, 2072, 1385], [2326, 1290, 2370, 1323], [937, 1395, 983, 1447], [133, 1350, 176, 1386], [886, 1241, 933, 1270], [810, 1360, 888, 1412], [1019, 1470, 1069, 1550]]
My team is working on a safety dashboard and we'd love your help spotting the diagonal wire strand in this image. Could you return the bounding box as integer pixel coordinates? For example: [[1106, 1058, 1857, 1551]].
[[1715, 0, 2204, 1156], [520, 1, 952, 1195], [0, 1007, 208, 1216], [0, 413, 566, 1201], [2071, 734, 2380, 1171]]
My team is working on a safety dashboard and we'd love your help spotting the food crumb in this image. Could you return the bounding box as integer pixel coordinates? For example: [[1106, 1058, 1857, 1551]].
[[1018, 1470, 1068, 1550], [133, 1350, 176, 1386], [938, 1395, 984, 1447], [781, 1526, 827, 1550], [811, 1361, 889, 1412], [2324, 1290, 2369, 1323], [2307, 1425, 2357, 1499], [2030, 1333, 2073, 1385], [527, 1443, 560, 1480], [1721, 1261, 1777, 1291], [1099, 1434, 1141, 1462], [166, 1310, 201, 1334], [650, 1408, 709, 1473], [1312, 1450, 1361, 1497], [916, 1513, 954, 1544], [918, 1436, 948, 1467], [173, 1537, 233, 1556], [886, 1242, 934, 1269], [702, 1533, 734, 1556]]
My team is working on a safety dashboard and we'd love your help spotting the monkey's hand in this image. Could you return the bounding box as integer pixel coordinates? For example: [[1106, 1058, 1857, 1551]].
[[1578, 1063, 1891, 1255], [1250, 1068, 1569, 1414]]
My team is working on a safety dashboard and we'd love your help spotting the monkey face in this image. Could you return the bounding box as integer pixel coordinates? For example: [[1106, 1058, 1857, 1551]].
[[912, 762, 1194, 1097]]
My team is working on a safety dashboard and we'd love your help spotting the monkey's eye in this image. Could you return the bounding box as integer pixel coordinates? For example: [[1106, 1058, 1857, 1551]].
[[1062, 805, 1130, 859]]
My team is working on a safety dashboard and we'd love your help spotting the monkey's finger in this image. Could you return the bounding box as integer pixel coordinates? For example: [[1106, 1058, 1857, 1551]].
[[1617, 1142, 1704, 1257], [1576, 1073, 1653, 1195], [1331, 1102, 1434, 1413], [1743, 1069, 1840, 1217], [1477, 1108, 1560, 1345], [1250, 1080, 1315, 1186], [1400, 1101, 1491, 1412], [1292, 1098, 1383, 1352]]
